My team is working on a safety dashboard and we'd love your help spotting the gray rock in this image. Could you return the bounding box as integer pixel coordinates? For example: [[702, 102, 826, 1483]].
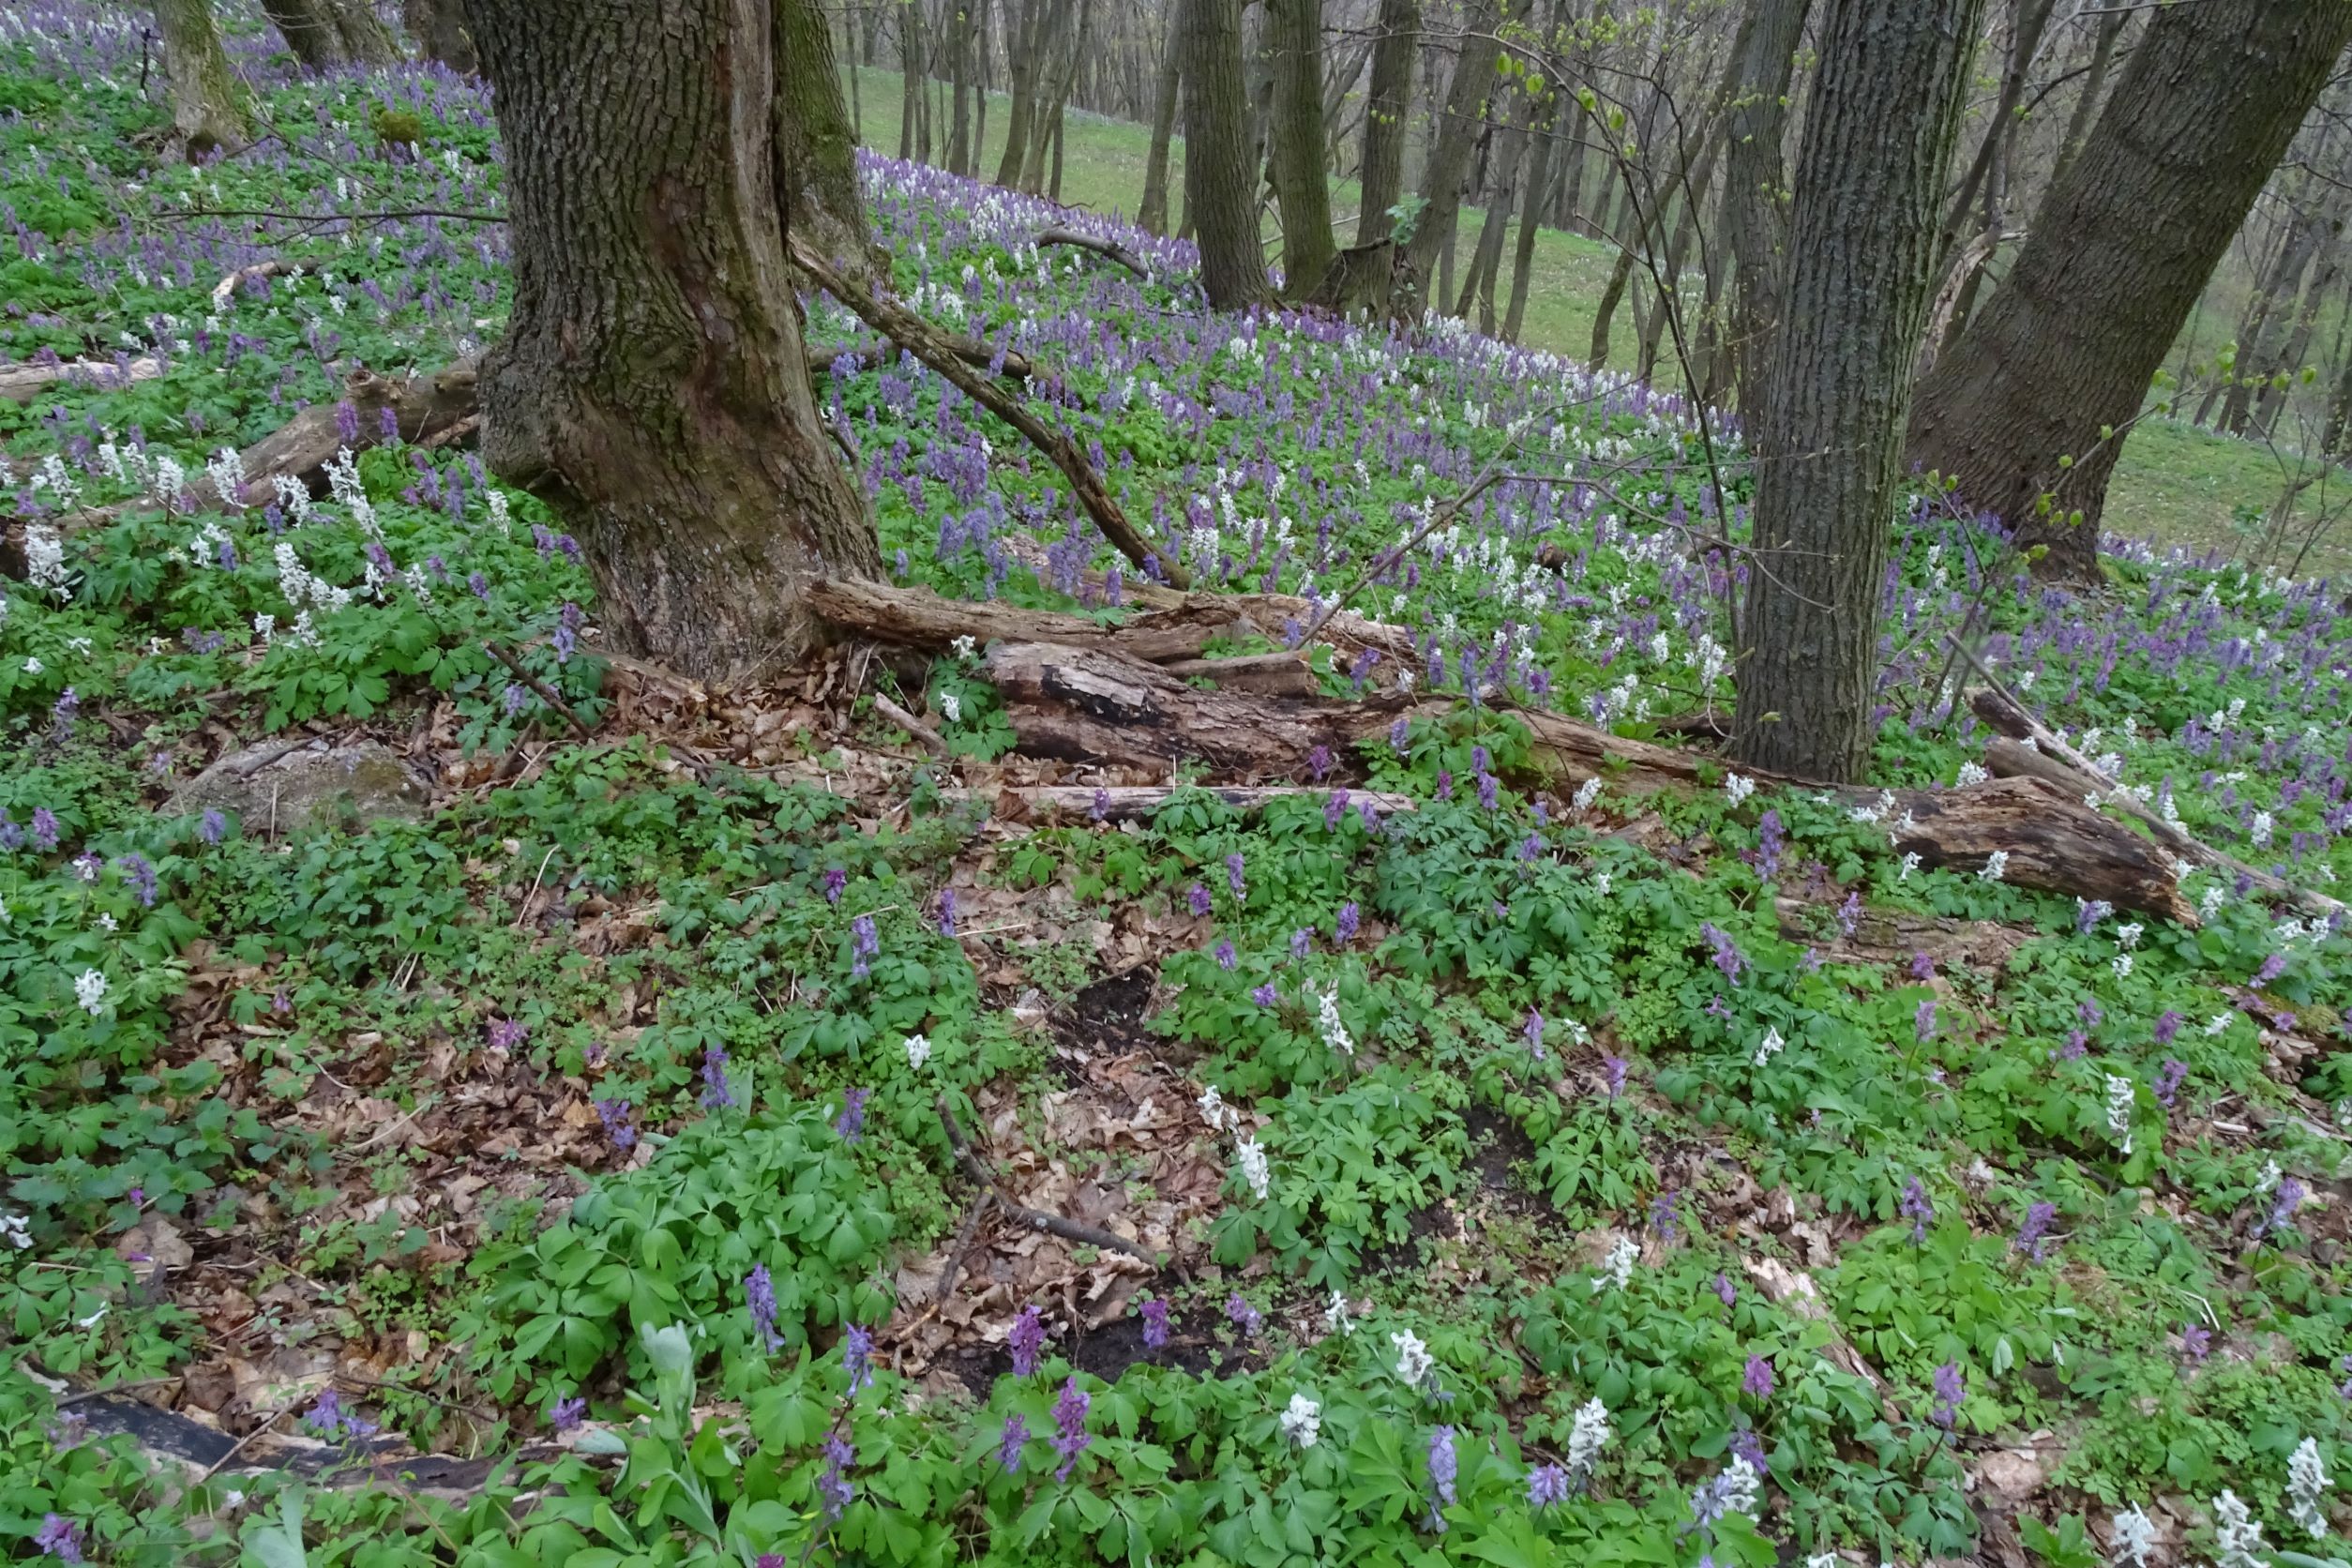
[[167, 739, 429, 835]]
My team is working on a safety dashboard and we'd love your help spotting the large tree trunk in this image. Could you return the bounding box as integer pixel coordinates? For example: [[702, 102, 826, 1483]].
[[1137, 30, 1183, 234], [1399, 0, 1523, 317], [1184, 0, 1270, 309], [776, 0, 874, 277], [1267, 0, 1336, 295], [1733, 0, 1985, 782], [460, 0, 882, 684], [262, 0, 401, 68], [154, 0, 249, 158], [1355, 0, 1416, 244], [994, 0, 1046, 187], [400, 0, 477, 73], [1906, 0, 2352, 582], [897, 0, 927, 162]]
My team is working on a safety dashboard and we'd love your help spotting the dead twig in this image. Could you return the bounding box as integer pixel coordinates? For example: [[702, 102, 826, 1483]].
[[197, 1407, 288, 1485], [481, 641, 593, 739], [932, 1190, 996, 1305], [935, 1095, 1160, 1268], [870, 693, 948, 756]]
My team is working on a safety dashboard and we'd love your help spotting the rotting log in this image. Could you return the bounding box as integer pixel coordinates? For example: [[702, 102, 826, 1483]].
[[950, 784, 1419, 822], [1157, 651, 1319, 696], [0, 355, 163, 404], [1034, 226, 1155, 280], [978, 641, 2199, 923]]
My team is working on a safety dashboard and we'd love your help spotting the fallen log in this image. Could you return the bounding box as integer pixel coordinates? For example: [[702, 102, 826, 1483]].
[[788, 234, 1188, 589], [0, 354, 162, 404], [951, 784, 1420, 822], [979, 640, 2198, 923], [1157, 651, 1319, 696], [1968, 686, 2340, 919], [1035, 226, 1155, 280]]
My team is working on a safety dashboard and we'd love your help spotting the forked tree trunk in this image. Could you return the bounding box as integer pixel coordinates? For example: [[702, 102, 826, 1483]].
[[154, 0, 249, 158], [460, 0, 882, 683], [1184, 0, 1271, 308], [400, 0, 477, 73], [1400, 0, 1523, 315], [263, 0, 401, 68], [1906, 0, 2352, 582], [1267, 0, 1335, 295], [1137, 31, 1183, 234], [1734, 0, 1985, 782], [1355, 0, 1416, 244]]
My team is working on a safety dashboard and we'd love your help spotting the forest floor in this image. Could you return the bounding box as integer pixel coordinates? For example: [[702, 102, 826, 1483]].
[[846, 64, 2352, 580], [3, 8, 2352, 1568]]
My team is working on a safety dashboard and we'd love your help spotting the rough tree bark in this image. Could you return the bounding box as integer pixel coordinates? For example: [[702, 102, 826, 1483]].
[[1906, 0, 2352, 581], [1718, 0, 1809, 426], [776, 0, 875, 278], [459, 0, 882, 684], [153, 0, 249, 158], [994, 0, 1047, 188], [1183, 0, 1271, 309], [1502, 0, 1573, 344], [1355, 0, 1417, 244], [1733, 0, 1986, 782], [400, 0, 477, 73], [262, 0, 401, 68], [1267, 0, 1336, 295], [1137, 29, 1183, 234]]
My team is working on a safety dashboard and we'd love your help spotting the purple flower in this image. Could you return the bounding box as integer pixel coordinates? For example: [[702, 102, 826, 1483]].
[[746, 1263, 783, 1349], [999, 1411, 1031, 1472], [33, 1515, 82, 1564], [2153, 1058, 2188, 1108], [1930, 1361, 1964, 1429], [1225, 852, 1246, 899], [1728, 1426, 1770, 1475], [1334, 901, 1361, 944], [842, 1324, 874, 1393], [822, 867, 847, 904], [488, 1017, 528, 1051], [1909, 951, 1935, 982], [1307, 745, 1334, 782], [1089, 787, 1109, 822], [1437, 769, 1454, 801], [1290, 927, 1312, 958], [2254, 951, 2288, 987], [30, 807, 60, 852], [1008, 1304, 1046, 1375], [1714, 1273, 1737, 1308], [593, 1098, 636, 1150], [2261, 1178, 2307, 1241], [1049, 1376, 1093, 1482], [1527, 1463, 1571, 1507], [550, 1395, 586, 1432], [199, 807, 227, 844], [937, 888, 957, 937], [1899, 1176, 1934, 1244], [1752, 808, 1784, 880], [503, 683, 530, 717], [335, 400, 360, 444], [1477, 772, 1500, 811], [1741, 1354, 1774, 1400], [1604, 1055, 1628, 1099], [1323, 789, 1350, 831], [2075, 897, 2113, 935], [468, 570, 490, 600], [1388, 716, 1411, 754], [1138, 1297, 1171, 1349], [301, 1388, 377, 1440], [1914, 998, 1937, 1043], [1427, 1425, 1458, 1506], [1214, 940, 1237, 970], [851, 913, 879, 977], [700, 1046, 734, 1108], [1525, 1008, 1546, 1062], [2014, 1200, 2058, 1261], [115, 853, 158, 907], [1650, 1188, 1681, 1241], [2153, 1009, 2183, 1046], [817, 1432, 855, 1518], [1701, 922, 1744, 984], [2181, 1323, 2211, 1363], [833, 1088, 869, 1142], [1225, 1293, 1263, 1337], [1187, 882, 1212, 917], [1249, 981, 1279, 1006]]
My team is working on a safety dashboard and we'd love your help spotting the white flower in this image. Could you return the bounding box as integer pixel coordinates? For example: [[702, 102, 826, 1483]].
[[1898, 852, 1921, 881], [1315, 985, 1355, 1057], [2108, 1501, 2157, 1567], [1806, 1556, 1838, 1568], [2112, 953, 2133, 979], [2114, 923, 2143, 950], [1979, 851, 2009, 882], [2104, 1075, 2134, 1155], [904, 1033, 931, 1071], [2205, 1012, 2234, 1037], [0, 1212, 29, 1250], [1235, 1138, 1270, 1201], [1324, 1289, 1354, 1336], [74, 969, 110, 1017], [25, 523, 68, 598], [2251, 811, 2274, 849], [2212, 1488, 2267, 1568], [1593, 1235, 1637, 1293], [1955, 761, 1988, 788], [951, 635, 977, 660], [1278, 1392, 1321, 1448], [2288, 1437, 2331, 1538], [2254, 1160, 2282, 1196], [1198, 1084, 1229, 1133], [1711, 1455, 1762, 1519], [1724, 773, 1756, 807], [74, 1302, 108, 1329], [1752, 1026, 1785, 1069], [938, 690, 961, 724], [96, 912, 117, 932], [1392, 1329, 1435, 1388], [1574, 777, 1601, 812], [1593, 871, 1612, 897], [1564, 1397, 1611, 1482], [22, 656, 41, 675]]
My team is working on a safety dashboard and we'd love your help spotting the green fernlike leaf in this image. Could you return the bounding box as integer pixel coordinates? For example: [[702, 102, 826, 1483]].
[[245, 1486, 309, 1568]]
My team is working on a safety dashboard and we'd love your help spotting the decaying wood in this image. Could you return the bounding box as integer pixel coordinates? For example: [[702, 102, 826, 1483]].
[[788, 235, 1189, 588], [1968, 685, 2340, 918], [1159, 651, 1319, 696], [1742, 1257, 1899, 1421], [1035, 226, 1154, 279], [0, 354, 162, 404], [210, 259, 311, 309], [953, 784, 1420, 822], [977, 641, 2199, 922], [936, 1095, 1159, 1267], [871, 691, 948, 754]]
